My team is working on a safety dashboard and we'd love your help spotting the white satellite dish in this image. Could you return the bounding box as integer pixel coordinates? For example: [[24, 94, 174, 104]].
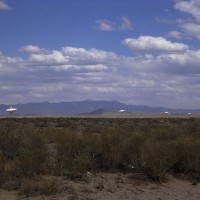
[[6, 106, 17, 116]]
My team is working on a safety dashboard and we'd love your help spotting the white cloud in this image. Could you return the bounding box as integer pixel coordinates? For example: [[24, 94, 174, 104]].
[[54, 64, 108, 73], [29, 51, 68, 64], [119, 16, 133, 30], [62, 47, 119, 64], [180, 22, 200, 38], [1, 45, 200, 108], [23, 47, 116, 75], [167, 30, 182, 39], [153, 50, 200, 75], [95, 16, 133, 31], [122, 36, 189, 52], [174, 0, 200, 22], [0, 0, 11, 10], [20, 45, 48, 54], [173, 0, 200, 39], [95, 19, 115, 31]]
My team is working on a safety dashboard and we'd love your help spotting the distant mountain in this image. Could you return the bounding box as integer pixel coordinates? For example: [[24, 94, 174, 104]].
[[0, 100, 199, 116], [79, 108, 108, 115]]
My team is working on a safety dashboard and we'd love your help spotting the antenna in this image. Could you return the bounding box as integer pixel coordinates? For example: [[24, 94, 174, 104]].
[[6, 106, 17, 116]]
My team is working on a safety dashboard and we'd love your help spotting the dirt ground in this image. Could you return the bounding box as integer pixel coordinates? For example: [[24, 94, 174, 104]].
[[0, 173, 200, 200]]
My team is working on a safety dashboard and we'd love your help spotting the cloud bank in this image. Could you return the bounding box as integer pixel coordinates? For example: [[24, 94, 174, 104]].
[[1, 40, 200, 108]]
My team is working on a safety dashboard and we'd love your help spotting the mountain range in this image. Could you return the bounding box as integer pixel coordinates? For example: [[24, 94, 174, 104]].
[[0, 100, 199, 116]]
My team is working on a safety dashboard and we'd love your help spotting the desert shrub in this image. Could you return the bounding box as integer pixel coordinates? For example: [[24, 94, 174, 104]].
[[152, 127, 180, 142], [123, 133, 146, 170], [56, 130, 98, 178], [13, 129, 47, 177], [100, 129, 131, 169], [38, 176, 59, 195], [140, 140, 177, 182], [14, 148, 47, 178], [20, 179, 38, 197], [39, 127, 64, 143], [173, 137, 200, 177], [186, 118, 200, 134], [0, 123, 22, 159], [33, 118, 48, 128], [0, 151, 7, 185], [0, 122, 48, 179], [1, 117, 200, 184]]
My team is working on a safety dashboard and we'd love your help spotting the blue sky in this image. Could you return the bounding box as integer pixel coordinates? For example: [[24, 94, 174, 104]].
[[0, 0, 200, 109]]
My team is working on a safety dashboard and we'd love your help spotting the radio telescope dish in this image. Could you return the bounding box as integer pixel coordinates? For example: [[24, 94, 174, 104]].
[[6, 106, 17, 116]]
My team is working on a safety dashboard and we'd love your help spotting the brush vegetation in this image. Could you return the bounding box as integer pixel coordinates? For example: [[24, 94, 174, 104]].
[[0, 117, 200, 195]]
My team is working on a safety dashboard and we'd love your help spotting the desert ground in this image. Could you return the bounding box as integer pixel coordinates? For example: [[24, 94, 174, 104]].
[[1, 173, 200, 200]]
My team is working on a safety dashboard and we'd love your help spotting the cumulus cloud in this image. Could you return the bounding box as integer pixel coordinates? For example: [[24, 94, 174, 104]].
[[1, 44, 200, 108], [22, 46, 119, 69], [29, 51, 68, 65], [180, 22, 200, 38], [0, 0, 11, 10], [173, 0, 200, 39], [174, 0, 200, 22], [21, 46, 118, 77], [122, 36, 189, 52], [95, 16, 133, 31], [20, 45, 48, 54], [152, 50, 200, 75], [61, 47, 119, 65]]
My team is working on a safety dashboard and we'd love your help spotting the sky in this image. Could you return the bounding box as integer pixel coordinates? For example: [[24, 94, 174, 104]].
[[0, 0, 200, 109]]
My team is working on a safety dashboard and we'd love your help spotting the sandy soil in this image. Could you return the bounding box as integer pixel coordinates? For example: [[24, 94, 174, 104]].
[[0, 173, 200, 200]]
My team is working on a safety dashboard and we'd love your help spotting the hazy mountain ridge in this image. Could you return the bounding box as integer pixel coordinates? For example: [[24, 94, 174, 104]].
[[0, 100, 199, 116]]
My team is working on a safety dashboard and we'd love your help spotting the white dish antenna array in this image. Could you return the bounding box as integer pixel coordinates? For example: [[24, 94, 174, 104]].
[[6, 106, 17, 116]]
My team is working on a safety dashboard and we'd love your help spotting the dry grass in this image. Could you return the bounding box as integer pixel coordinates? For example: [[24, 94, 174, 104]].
[[0, 116, 200, 195], [20, 175, 59, 197]]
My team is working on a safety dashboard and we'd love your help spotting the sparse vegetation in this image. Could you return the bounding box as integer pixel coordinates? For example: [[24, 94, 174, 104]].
[[0, 116, 200, 196], [20, 176, 59, 196]]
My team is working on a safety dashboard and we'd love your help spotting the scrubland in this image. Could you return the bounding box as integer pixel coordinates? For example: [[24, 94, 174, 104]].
[[0, 116, 200, 199]]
